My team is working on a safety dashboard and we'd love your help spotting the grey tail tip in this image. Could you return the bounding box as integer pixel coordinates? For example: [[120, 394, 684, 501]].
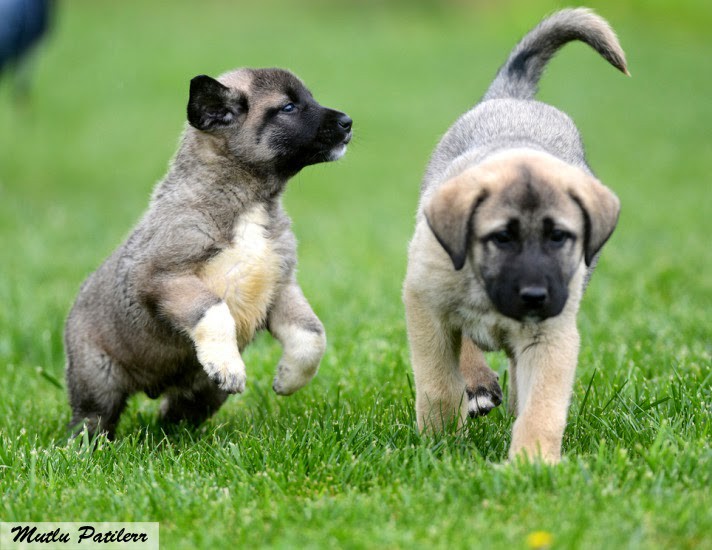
[[483, 7, 630, 101]]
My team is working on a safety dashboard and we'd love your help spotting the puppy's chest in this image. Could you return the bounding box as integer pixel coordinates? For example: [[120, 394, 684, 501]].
[[198, 206, 284, 348], [458, 305, 534, 354], [459, 309, 503, 352]]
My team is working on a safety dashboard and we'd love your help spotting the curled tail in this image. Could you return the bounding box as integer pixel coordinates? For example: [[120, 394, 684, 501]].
[[483, 8, 628, 101]]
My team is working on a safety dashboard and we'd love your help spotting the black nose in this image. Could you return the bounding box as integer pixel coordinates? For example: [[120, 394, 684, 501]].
[[520, 286, 548, 307], [337, 113, 352, 131]]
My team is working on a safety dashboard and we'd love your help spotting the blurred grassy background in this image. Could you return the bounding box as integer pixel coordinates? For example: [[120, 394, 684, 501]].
[[1, 0, 710, 375], [0, 1, 710, 548]]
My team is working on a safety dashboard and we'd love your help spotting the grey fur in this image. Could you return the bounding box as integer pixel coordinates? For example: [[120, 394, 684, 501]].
[[483, 7, 628, 101], [422, 8, 627, 200], [65, 67, 352, 438]]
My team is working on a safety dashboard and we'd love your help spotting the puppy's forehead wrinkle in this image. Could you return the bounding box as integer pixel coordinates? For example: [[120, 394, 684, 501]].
[[519, 179, 540, 211], [496, 170, 564, 213], [249, 68, 308, 95], [518, 163, 532, 183], [217, 68, 309, 101]]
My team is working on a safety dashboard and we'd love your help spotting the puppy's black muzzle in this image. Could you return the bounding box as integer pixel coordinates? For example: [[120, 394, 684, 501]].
[[520, 286, 548, 307], [483, 252, 569, 322], [490, 281, 567, 322], [321, 109, 352, 146], [337, 113, 353, 132]]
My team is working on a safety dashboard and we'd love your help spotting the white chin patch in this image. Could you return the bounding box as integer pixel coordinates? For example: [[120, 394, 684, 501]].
[[327, 144, 347, 161]]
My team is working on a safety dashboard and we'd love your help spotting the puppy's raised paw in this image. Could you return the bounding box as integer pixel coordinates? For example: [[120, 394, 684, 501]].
[[206, 363, 246, 394], [467, 382, 503, 417], [192, 302, 246, 393], [198, 349, 246, 394], [272, 361, 318, 396], [270, 323, 325, 396]]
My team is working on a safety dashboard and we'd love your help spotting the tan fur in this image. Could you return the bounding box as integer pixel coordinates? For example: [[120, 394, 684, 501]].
[[404, 285, 468, 431], [507, 358, 518, 414], [151, 273, 223, 330], [427, 149, 608, 240], [459, 336, 499, 398], [405, 150, 619, 463], [405, 8, 625, 462], [199, 205, 283, 350], [217, 69, 252, 90]]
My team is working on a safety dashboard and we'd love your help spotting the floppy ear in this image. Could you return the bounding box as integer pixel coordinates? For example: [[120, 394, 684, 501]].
[[568, 176, 621, 266], [187, 75, 237, 131], [425, 174, 489, 271]]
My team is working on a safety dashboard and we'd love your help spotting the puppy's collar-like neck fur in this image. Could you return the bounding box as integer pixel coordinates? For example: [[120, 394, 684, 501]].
[[172, 130, 289, 201]]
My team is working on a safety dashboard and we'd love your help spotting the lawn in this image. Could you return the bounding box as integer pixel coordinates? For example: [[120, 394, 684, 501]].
[[0, 0, 710, 548]]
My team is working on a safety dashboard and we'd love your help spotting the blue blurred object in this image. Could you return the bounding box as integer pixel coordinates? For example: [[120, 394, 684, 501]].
[[0, 0, 52, 79]]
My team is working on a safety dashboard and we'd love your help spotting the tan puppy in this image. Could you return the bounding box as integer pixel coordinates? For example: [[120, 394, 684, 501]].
[[403, 9, 627, 462]]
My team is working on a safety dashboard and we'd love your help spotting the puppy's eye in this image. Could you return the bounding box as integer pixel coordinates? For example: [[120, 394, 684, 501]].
[[549, 229, 571, 246], [490, 230, 514, 248], [281, 103, 296, 113]]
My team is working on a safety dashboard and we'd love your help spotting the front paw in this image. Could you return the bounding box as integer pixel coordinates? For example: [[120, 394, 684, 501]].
[[191, 302, 245, 393], [466, 378, 503, 417], [272, 361, 318, 395], [272, 360, 318, 396], [199, 350, 246, 394], [271, 326, 325, 396]]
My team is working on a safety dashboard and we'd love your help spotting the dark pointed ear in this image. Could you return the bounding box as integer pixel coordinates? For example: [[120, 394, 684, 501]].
[[568, 176, 621, 266], [425, 174, 489, 270], [187, 75, 236, 131]]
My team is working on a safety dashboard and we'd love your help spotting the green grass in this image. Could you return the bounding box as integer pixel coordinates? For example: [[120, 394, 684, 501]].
[[1, 0, 710, 548]]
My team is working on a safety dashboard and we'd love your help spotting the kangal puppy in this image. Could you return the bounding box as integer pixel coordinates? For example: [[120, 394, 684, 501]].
[[66, 68, 352, 438], [404, 8, 627, 462]]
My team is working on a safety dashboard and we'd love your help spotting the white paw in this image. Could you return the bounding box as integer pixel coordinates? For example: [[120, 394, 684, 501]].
[[192, 302, 246, 394], [198, 347, 246, 394], [467, 384, 503, 417]]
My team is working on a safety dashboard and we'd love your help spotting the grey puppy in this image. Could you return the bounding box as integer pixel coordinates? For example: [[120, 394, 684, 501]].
[[404, 8, 627, 462], [65, 68, 352, 438]]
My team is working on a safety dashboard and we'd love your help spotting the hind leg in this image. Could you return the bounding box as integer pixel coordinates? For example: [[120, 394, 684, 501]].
[[159, 371, 228, 427], [66, 343, 128, 440]]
